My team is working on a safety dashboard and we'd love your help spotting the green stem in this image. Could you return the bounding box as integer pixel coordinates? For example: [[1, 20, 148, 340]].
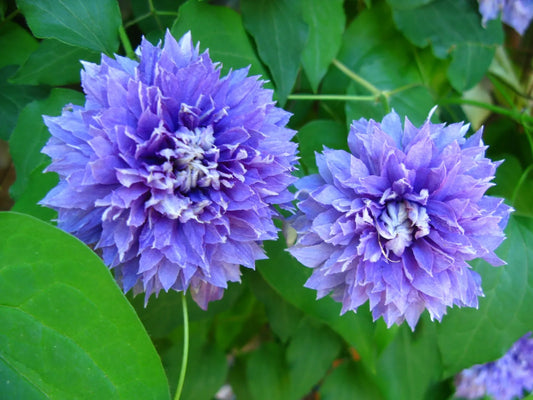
[[332, 59, 381, 96], [174, 293, 189, 400], [118, 25, 135, 59], [440, 97, 532, 124], [124, 11, 152, 28], [511, 164, 533, 206], [288, 94, 377, 102], [148, 0, 164, 31]]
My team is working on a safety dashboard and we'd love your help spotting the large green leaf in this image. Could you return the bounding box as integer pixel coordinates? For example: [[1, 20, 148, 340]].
[[246, 342, 290, 400], [0, 21, 38, 68], [171, 0, 269, 80], [258, 237, 378, 371], [16, 0, 121, 54], [436, 216, 533, 377], [287, 318, 342, 399], [9, 88, 85, 202], [376, 319, 442, 400], [10, 39, 99, 86], [300, 0, 345, 92], [0, 65, 49, 140], [319, 361, 384, 400], [241, 0, 309, 105], [324, 3, 435, 127], [247, 272, 302, 343], [0, 212, 170, 399], [389, 0, 503, 91], [297, 119, 349, 174]]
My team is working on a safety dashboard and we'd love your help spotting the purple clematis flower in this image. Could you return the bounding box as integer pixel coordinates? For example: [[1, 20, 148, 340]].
[[288, 110, 512, 330], [455, 333, 533, 400], [41, 31, 297, 308], [478, 0, 533, 35]]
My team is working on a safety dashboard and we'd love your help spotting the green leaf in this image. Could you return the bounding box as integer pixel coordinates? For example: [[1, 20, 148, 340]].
[[300, 0, 345, 92], [241, 0, 309, 105], [320, 361, 384, 400], [386, 0, 433, 9], [247, 272, 303, 343], [0, 65, 49, 140], [10, 167, 58, 222], [9, 88, 85, 201], [390, 0, 503, 91], [10, 39, 99, 86], [340, 4, 435, 126], [258, 236, 378, 371], [171, 0, 269, 80], [448, 43, 495, 92], [130, 282, 244, 339], [436, 216, 533, 377], [297, 119, 349, 174], [131, 0, 183, 33], [376, 319, 441, 400], [287, 318, 342, 399], [246, 342, 290, 400], [0, 21, 38, 68], [0, 212, 170, 399], [16, 0, 121, 54]]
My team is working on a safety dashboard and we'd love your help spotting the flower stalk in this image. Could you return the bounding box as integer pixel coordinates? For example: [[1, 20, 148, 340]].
[[174, 294, 189, 400]]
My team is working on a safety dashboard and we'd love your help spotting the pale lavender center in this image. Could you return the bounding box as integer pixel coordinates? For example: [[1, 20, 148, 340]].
[[376, 200, 430, 257], [140, 122, 221, 194]]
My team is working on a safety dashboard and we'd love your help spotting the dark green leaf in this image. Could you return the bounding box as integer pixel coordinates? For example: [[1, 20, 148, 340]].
[[10, 39, 99, 86], [0, 21, 38, 68], [297, 119, 349, 174], [0, 65, 49, 140], [328, 3, 435, 127], [287, 318, 342, 398], [130, 282, 244, 339], [247, 271, 302, 343], [448, 44, 495, 92], [241, 0, 309, 105], [320, 361, 384, 400], [386, 0, 433, 9], [390, 0, 503, 91], [171, 0, 269, 80], [0, 212, 170, 399], [246, 342, 290, 400], [10, 167, 57, 221], [436, 216, 533, 377], [259, 236, 378, 371], [300, 0, 345, 92], [9, 88, 85, 201], [376, 319, 441, 400], [16, 0, 121, 54], [130, 0, 183, 33]]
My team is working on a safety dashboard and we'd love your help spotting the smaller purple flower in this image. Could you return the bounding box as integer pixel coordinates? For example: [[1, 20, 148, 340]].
[[478, 0, 533, 35], [455, 333, 533, 400], [288, 110, 512, 330]]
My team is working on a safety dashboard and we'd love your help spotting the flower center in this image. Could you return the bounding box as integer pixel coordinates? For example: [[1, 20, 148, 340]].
[[141, 122, 221, 194], [376, 200, 429, 257]]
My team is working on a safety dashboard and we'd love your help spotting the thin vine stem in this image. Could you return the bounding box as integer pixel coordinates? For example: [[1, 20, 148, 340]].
[[173, 293, 189, 400], [288, 94, 376, 102], [118, 25, 135, 59], [332, 59, 381, 96], [511, 164, 533, 207], [439, 97, 533, 124]]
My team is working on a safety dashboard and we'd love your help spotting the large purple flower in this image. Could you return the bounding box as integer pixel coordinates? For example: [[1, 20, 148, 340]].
[[455, 333, 533, 400], [478, 0, 533, 35], [41, 31, 297, 308], [288, 110, 512, 329]]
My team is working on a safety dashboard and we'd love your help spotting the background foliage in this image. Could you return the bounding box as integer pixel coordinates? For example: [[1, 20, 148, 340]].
[[1, 0, 532, 399]]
